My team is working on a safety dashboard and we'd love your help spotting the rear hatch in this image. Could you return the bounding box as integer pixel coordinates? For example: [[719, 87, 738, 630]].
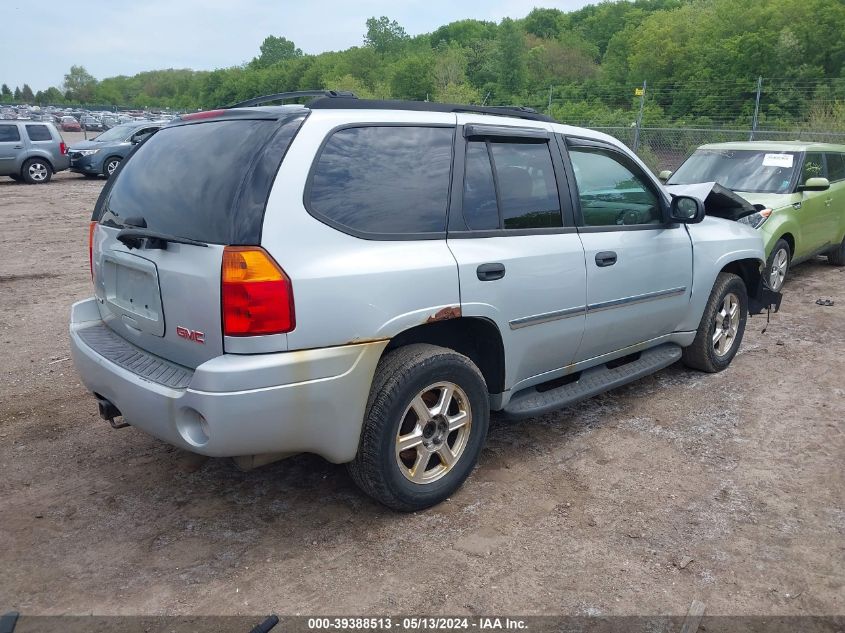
[[91, 109, 306, 368]]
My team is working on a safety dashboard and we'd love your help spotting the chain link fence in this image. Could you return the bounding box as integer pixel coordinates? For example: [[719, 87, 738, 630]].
[[517, 77, 845, 174]]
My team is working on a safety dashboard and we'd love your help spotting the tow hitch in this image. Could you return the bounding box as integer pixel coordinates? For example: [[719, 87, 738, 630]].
[[95, 395, 129, 429]]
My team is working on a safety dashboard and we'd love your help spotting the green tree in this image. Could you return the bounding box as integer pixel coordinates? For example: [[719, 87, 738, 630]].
[[252, 36, 303, 68], [389, 55, 435, 100], [364, 16, 409, 56], [496, 18, 526, 96], [63, 65, 97, 102], [13, 86, 21, 101], [1, 84, 11, 99], [523, 8, 568, 39], [21, 84, 34, 102]]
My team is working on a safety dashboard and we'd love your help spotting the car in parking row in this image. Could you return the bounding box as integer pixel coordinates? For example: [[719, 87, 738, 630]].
[[663, 141, 845, 289]]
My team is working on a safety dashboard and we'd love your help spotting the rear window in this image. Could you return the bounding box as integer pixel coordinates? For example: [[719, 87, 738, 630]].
[[0, 125, 20, 142], [307, 126, 454, 236], [26, 125, 52, 141], [98, 116, 305, 244]]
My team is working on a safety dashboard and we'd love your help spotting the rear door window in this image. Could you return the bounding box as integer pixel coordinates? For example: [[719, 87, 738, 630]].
[[26, 125, 52, 141], [824, 153, 845, 182], [461, 139, 563, 231], [0, 125, 20, 142], [307, 126, 454, 236], [99, 115, 305, 244]]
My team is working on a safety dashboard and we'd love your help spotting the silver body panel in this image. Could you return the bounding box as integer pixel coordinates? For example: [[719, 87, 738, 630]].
[[71, 108, 767, 461], [0, 121, 69, 176]]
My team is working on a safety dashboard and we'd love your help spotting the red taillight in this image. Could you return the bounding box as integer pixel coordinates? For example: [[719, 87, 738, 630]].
[[221, 246, 294, 336], [88, 221, 96, 281], [59, 142, 67, 155]]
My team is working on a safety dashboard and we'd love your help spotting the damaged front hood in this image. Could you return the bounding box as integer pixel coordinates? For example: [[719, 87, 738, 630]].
[[666, 182, 757, 221]]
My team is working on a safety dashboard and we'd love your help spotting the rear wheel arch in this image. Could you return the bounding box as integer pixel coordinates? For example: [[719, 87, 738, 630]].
[[381, 317, 506, 396], [21, 153, 54, 174]]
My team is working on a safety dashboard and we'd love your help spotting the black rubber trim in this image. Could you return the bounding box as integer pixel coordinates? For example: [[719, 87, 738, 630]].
[[76, 323, 194, 389]]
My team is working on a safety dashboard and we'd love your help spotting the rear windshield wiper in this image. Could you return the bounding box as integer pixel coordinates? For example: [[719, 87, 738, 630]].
[[116, 228, 208, 250]]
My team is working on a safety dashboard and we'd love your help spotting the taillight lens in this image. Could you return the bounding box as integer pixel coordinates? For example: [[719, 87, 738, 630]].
[[59, 142, 67, 155], [88, 221, 96, 281], [221, 246, 294, 336]]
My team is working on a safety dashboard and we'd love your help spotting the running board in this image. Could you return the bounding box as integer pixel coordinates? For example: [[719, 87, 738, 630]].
[[502, 344, 683, 419]]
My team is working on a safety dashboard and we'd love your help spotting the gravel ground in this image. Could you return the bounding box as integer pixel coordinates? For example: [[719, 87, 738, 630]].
[[0, 154, 843, 617]]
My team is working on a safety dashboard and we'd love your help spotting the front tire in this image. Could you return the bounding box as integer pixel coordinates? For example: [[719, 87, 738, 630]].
[[103, 157, 121, 177], [348, 344, 490, 512], [682, 272, 748, 373], [766, 239, 791, 291], [827, 237, 845, 267], [21, 158, 52, 184]]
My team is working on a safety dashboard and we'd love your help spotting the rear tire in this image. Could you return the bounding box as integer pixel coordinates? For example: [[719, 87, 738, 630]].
[[682, 272, 748, 373], [765, 239, 791, 291], [827, 237, 845, 266], [348, 344, 490, 512], [21, 158, 52, 184]]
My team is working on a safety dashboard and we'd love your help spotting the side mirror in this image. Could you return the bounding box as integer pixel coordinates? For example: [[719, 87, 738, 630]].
[[669, 195, 705, 224], [658, 169, 673, 182], [798, 177, 830, 192]]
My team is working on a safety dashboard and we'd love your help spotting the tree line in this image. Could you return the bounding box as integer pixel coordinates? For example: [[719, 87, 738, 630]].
[[3, 0, 844, 129]]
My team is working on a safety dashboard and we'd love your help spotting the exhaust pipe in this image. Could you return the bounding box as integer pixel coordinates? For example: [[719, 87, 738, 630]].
[[94, 394, 129, 429]]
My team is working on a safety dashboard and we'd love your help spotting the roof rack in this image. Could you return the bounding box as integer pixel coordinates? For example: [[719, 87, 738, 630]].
[[307, 96, 555, 122], [223, 90, 357, 109]]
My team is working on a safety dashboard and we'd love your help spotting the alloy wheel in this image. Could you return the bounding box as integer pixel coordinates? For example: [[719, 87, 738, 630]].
[[395, 382, 472, 484], [769, 247, 788, 290], [28, 162, 48, 182], [713, 292, 740, 357]]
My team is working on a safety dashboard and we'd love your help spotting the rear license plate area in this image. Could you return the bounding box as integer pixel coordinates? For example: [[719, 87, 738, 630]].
[[102, 253, 165, 337]]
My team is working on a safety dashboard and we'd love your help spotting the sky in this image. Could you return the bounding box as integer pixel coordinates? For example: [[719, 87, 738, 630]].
[[1, 0, 595, 93]]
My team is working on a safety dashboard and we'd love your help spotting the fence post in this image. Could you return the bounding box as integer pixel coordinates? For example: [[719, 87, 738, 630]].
[[633, 80, 646, 152], [750, 76, 762, 141]]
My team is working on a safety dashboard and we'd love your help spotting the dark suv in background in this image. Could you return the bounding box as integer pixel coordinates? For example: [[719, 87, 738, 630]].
[[68, 121, 164, 178]]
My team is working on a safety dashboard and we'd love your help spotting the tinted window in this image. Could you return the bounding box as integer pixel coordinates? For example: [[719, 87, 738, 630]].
[[569, 148, 662, 227], [99, 116, 304, 244], [26, 125, 52, 141], [825, 153, 845, 182], [462, 142, 499, 230], [802, 153, 825, 183], [0, 125, 20, 142], [309, 126, 453, 235], [489, 142, 562, 229]]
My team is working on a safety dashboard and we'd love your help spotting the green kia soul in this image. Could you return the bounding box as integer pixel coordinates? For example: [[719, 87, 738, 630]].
[[663, 142, 845, 290]]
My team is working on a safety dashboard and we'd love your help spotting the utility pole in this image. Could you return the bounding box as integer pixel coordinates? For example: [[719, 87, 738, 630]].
[[750, 76, 762, 141], [633, 80, 646, 152], [547, 86, 553, 114]]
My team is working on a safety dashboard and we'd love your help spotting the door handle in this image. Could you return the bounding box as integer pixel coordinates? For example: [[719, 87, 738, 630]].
[[13, 145, 23, 149], [477, 263, 506, 281], [595, 251, 617, 267]]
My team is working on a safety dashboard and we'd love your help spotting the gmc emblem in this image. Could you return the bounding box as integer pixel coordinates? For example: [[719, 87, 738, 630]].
[[176, 326, 205, 344]]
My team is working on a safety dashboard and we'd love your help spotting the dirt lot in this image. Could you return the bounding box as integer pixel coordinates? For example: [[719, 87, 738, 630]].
[[1, 156, 843, 618]]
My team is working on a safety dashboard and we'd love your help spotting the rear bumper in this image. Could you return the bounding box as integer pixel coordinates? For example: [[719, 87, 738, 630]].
[[69, 298, 387, 463]]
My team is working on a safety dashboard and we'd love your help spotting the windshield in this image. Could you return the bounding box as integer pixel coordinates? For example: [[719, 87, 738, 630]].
[[668, 149, 800, 193], [94, 124, 136, 142]]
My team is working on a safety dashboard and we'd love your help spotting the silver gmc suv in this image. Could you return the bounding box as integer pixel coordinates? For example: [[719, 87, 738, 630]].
[[70, 91, 781, 511]]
